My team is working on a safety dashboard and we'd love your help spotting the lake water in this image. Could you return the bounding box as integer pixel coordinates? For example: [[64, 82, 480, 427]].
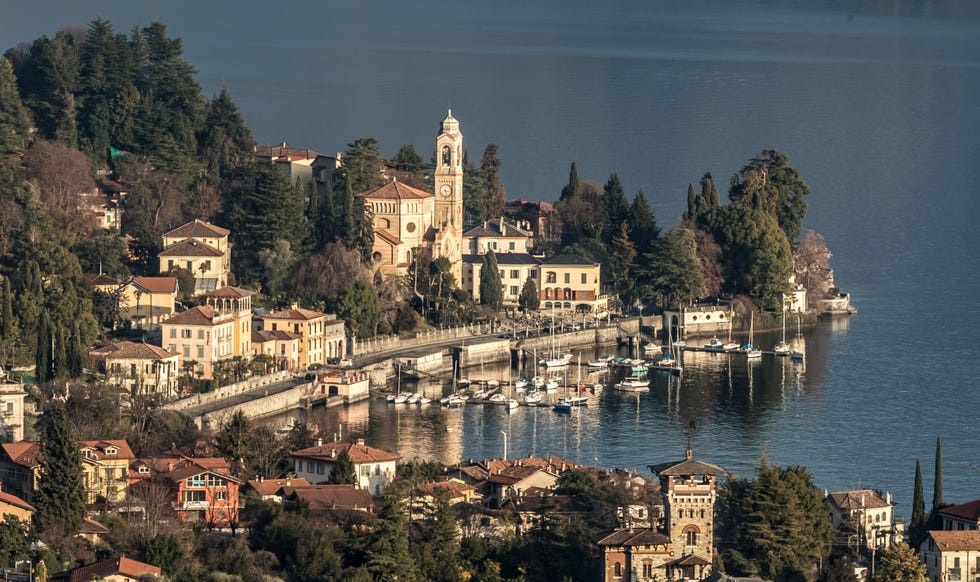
[[4, 1, 979, 515]]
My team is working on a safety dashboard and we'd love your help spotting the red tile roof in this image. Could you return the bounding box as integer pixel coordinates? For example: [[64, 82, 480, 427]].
[[595, 528, 671, 547], [928, 530, 980, 552], [247, 477, 312, 497], [827, 489, 892, 511], [359, 180, 432, 201], [163, 219, 230, 239], [89, 341, 177, 361], [132, 276, 178, 294], [375, 229, 403, 246], [202, 286, 255, 298], [252, 329, 302, 343], [281, 484, 376, 512], [940, 499, 980, 522], [158, 238, 224, 258], [162, 305, 221, 326], [255, 144, 321, 161], [263, 306, 329, 321], [68, 556, 161, 582], [131, 457, 242, 484], [291, 440, 400, 464], [0, 441, 41, 468], [2, 440, 135, 468], [84, 273, 122, 287], [0, 487, 34, 512]]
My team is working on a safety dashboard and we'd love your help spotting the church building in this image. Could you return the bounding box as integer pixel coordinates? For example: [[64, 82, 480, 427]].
[[361, 110, 464, 283]]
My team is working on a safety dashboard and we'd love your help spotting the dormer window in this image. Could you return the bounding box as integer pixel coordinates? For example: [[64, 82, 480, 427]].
[[138, 466, 150, 474], [105, 446, 117, 455]]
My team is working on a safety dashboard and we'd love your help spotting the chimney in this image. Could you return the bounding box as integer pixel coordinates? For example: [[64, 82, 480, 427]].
[[356, 438, 365, 446], [685, 449, 693, 461], [285, 479, 291, 487], [330, 448, 337, 458], [886, 492, 892, 505], [316, 438, 323, 447]]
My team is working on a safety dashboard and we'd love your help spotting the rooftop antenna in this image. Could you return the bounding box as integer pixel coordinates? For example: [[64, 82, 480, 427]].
[[687, 419, 696, 455]]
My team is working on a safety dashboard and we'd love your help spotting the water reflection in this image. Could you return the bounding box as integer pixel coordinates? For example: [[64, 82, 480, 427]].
[[262, 323, 834, 475]]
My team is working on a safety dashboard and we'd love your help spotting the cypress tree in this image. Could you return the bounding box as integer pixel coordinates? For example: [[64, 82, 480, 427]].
[[560, 161, 580, 201], [518, 275, 540, 312], [327, 448, 356, 485], [53, 323, 67, 379], [0, 275, 14, 337], [34, 312, 53, 384], [67, 321, 83, 378], [34, 401, 85, 543], [909, 458, 926, 546], [479, 251, 503, 310], [932, 436, 943, 509], [480, 144, 505, 220], [685, 183, 697, 221]]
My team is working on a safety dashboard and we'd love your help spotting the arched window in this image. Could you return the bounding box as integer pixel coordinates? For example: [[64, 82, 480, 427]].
[[683, 525, 700, 547], [442, 146, 451, 165], [613, 562, 622, 577]]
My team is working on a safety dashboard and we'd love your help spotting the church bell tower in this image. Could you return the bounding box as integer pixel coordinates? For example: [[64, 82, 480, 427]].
[[434, 109, 464, 229]]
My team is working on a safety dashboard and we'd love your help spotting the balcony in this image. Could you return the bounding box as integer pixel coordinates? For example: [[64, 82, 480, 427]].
[[183, 500, 210, 510]]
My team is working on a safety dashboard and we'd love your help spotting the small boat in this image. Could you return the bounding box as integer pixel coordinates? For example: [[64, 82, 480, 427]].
[[591, 382, 603, 394], [524, 391, 542, 406], [791, 350, 805, 362], [773, 309, 791, 355], [587, 360, 609, 370], [642, 342, 661, 355], [630, 364, 648, 376], [488, 393, 507, 404], [614, 377, 650, 392], [721, 340, 740, 351], [457, 377, 471, 388], [543, 379, 559, 393], [418, 396, 432, 404], [514, 378, 528, 391], [740, 312, 762, 359], [486, 379, 500, 388], [445, 396, 464, 408], [540, 353, 573, 368], [673, 340, 686, 349], [506, 399, 519, 410], [704, 337, 724, 350]]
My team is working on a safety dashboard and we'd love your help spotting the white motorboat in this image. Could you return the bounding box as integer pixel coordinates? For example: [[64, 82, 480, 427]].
[[614, 377, 651, 392]]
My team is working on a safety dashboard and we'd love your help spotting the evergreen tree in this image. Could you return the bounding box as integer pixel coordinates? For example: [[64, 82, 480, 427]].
[[34, 312, 53, 384], [334, 280, 384, 339], [390, 144, 427, 174], [0, 275, 14, 338], [730, 150, 810, 244], [685, 182, 698, 221], [66, 321, 83, 378], [461, 149, 486, 227], [560, 161, 580, 201], [628, 188, 659, 256], [340, 137, 384, 193], [602, 173, 629, 243], [417, 488, 463, 582], [608, 221, 637, 308], [34, 401, 85, 545], [873, 541, 927, 582], [480, 144, 505, 220], [518, 275, 540, 312], [640, 226, 706, 308], [364, 494, 420, 581], [215, 410, 254, 479], [0, 58, 32, 155], [52, 323, 67, 379], [932, 436, 943, 510], [909, 458, 926, 545], [327, 448, 357, 485], [479, 250, 503, 310]]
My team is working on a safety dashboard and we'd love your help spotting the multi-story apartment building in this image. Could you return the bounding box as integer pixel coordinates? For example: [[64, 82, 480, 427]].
[[825, 489, 903, 551], [538, 254, 607, 315], [920, 530, 980, 582], [258, 305, 345, 368], [160, 306, 236, 380], [291, 439, 400, 495], [0, 372, 27, 442], [120, 276, 178, 331], [129, 456, 242, 527], [463, 218, 534, 255]]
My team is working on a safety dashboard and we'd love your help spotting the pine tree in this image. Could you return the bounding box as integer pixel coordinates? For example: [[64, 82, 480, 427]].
[[417, 489, 462, 582], [873, 541, 927, 582], [327, 448, 356, 485], [602, 173, 629, 244], [932, 436, 943, 510], [0, 58, 32, 155], [479, 251, 503, 310], [518, 275, 540, 312], [480, 144, 505, 219], [34, 401, 85, 545], [364, 494, 419, 581], [628, 188, 660, 256]]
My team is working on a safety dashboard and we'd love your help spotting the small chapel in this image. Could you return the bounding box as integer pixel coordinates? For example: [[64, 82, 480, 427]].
[[359, 110, 465, 283]]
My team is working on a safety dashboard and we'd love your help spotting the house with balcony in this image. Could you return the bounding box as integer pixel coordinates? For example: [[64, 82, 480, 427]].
[[120, 276, 178, 331], [252, 329, 302, 371], [539, 254, 607, 316], [158, 219, 232, 295], [160, 305, 237, 380], [919, 530, 980, 582], [825, 489, 903, 551], [89, 341, 180, 400], [291, 439, 400, 495], [463, 218, 534, 255], [462, 252, 541, 307], [201, 286, 255, 361], [257, 304, 346, 368], [0, 373, 27, 442], [939, 499, 980, 531], [0, 440, 135, 506], [129, 456, 242, 527]]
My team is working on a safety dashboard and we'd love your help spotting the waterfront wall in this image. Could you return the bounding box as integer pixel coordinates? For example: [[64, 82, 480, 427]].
[[198, 382, 310, 428], [163, 370, 293, 413]]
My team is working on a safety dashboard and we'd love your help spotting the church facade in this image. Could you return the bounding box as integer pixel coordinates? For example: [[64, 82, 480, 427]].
[[362, 110, 464, 283]]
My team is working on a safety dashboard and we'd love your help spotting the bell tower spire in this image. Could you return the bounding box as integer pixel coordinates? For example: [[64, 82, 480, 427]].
[[435, 109, 463, 229]]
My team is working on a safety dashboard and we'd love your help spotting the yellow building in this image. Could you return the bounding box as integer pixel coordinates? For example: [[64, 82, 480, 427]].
[[160, 305, 237, 380], [120, 276, 178, 331], [251, 329, 302, 371], [202, 286, 255, 361], [462, 253, 541, 306], [259, 305, 346, 368], [89, 341, 181, 400], [539, 254, 607, 316], [158, 219, 232, 295]]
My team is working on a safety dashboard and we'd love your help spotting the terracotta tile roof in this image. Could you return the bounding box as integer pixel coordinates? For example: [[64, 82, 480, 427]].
[[927, 530, 980, 552], [80, 440, 136, 461], [97, 179, 133, 194], [81, 517, 110, 534], [487, 465, 544, 485], [90, 341, 177, 361], [0, 488, 34, 512], [419, 479, 475, 497], [281, 484, 376, 512], [0, 441, 41, 468], [132, 276, 178, 294], [826, 489, 892, 511], [263, 305, 329, 321], [202, 286, 255, 298], [158, 237, 224, 258], [463, 218, 532, 238], [375, 229, 403, 246], [255, 144, 321, 161], [453, 456, 579, 482], [132, 456, 242, 484], [247, 477, 311, 497], [359, 180, 432, 201], [291, 440, 400, 464], [162, 305, 220, 326], [68, 556, 161, 582], [669, 554, 712, 567], [84, 273, 122, 287], [939, 499, 980, 522], [463, 253, 540, 265], [163, 219, 230, 239], [595, 527, 671, 547], [252, 329, 302, 343]]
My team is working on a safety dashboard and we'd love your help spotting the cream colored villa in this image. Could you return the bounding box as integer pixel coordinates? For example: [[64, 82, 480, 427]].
[[258, 304, 345, 368], [158, 219, 232, 295], [89, 341, 181, 399]]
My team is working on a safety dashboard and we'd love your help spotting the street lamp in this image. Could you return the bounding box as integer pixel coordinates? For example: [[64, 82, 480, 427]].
[[501, 430, 508, 461]]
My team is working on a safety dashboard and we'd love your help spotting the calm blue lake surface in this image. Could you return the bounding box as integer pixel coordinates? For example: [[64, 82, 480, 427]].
[[4, 1, 979, 515]]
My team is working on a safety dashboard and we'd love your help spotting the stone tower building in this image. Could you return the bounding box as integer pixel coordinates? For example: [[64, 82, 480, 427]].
[[434, 109, 464, 230], [649, 450, 726, 581]]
